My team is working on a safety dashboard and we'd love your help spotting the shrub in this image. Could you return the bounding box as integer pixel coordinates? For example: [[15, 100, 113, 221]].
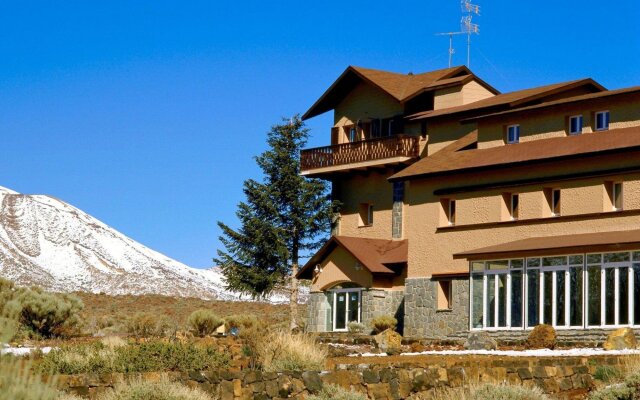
[[125, 313, 170, 338], [99, 378, 213, 400], [594, 365, 623, 383], [306, 384, 366, 400], [187, 310, 223, 337], [429, 383, 550, 400], [0, 357, 62, 400], [347, 321, 365, 334], [38, 341, 230, 374], [0, 283, 84, 339], [224, 314, 259, 331], [371, 315, 397, 333], [258, 330, 327, 372]]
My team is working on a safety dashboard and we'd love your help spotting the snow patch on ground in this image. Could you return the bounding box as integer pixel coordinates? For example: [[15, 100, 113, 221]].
[[1, 346, 53, 356], [348, 348, 640, 357]]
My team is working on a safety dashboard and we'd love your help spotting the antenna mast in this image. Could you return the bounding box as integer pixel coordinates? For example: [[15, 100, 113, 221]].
[[436, 1, 480, 68]]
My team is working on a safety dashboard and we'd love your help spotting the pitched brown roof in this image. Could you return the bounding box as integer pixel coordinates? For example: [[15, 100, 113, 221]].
[[390, 126, 640, 181], [454, 229, 640, 260], [460, 86, 640, 123], [302, 65, 499, 120], [296, 236, 408, 279], [408, 79, 606, 121]]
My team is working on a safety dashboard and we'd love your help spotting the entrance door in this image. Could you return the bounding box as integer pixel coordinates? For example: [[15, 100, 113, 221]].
[[332, 289, 361, 331]]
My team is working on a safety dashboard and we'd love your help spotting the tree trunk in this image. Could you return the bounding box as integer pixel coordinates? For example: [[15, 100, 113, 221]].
[[290, 232, 299, 331]]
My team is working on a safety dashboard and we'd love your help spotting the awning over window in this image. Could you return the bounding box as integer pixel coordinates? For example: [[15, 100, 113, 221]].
[[296, 236, 407, 279], [454, 230, 640, 261]]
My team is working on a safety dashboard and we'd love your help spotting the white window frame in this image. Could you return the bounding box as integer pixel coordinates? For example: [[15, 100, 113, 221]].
[[595, 110, 610, 131], [585, 254, 635, 329], [568, 115, 583, 135], [551, 189, 561, 216], [613, 182, 623, 211], [448, 199, 456, 226], [330, 288, 362, 332], [510, 193, 519, 220], [506, 124, 520, 144]]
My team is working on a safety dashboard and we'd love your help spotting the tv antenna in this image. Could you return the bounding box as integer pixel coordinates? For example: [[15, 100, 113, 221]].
[[436, 1, 480, 68]]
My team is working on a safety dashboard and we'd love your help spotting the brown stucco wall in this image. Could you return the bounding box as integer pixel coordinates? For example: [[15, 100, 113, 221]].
[[478, 93, 640, 148], [334, 170, 397, 239], [310, 246, 373, 291], [405, 165, 640, 277]]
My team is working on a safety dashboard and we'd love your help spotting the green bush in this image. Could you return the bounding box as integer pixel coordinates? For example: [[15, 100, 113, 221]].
[[125, 313, 170, 338], [0, 360, 62, 400], [187, 310, 223, 337], [347, 321, 366, 334], [594, 365, 623, 383], [99, 378, 213, 400], [15, 287, 83, 338], [370, 315, 397, 333], [306, 384, 366, 400], [588, 370, 640, 399], [38, 341, 230, 374]]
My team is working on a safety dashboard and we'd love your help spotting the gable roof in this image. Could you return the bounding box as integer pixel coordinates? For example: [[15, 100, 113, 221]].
[[296, 236, 408, 279], [301, 65, 499, 120], [408, 79, 606, 121], [460, 85, 640, 123], [390, 125, 640, 181]]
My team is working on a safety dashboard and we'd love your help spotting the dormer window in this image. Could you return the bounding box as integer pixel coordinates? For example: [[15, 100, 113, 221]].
[[595, 111, 610, 131], [506, 125, 520, 144], [568, 115, 583, 135]]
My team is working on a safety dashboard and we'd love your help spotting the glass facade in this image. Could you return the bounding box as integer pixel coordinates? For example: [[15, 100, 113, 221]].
[[470, 251, 640, 330]]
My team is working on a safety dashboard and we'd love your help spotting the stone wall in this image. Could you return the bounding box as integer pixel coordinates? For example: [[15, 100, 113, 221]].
[[361, 289, 405, 334], [55, 354, 628, 399], [404, 277, 469, 339], [306, 292, 330, 332]]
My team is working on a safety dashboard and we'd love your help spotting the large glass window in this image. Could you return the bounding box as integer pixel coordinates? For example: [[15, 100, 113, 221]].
[[471, 251, 640, 331]]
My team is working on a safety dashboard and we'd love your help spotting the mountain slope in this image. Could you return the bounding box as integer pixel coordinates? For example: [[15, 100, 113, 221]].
[[0, 186, 292, 302]]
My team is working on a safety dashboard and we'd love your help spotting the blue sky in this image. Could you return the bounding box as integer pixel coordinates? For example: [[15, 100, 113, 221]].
[[0, 1, 638, 267]]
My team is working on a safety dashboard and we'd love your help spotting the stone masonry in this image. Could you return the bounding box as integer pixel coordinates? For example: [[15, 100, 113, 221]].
[[391, 182, 404, 239], [306, 292, 330, 332], [361, 289, 405, 333], [404, 277, 469, 339]]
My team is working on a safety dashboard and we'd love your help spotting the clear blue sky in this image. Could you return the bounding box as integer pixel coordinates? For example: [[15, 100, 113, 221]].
[[0, 1, 638, 268]]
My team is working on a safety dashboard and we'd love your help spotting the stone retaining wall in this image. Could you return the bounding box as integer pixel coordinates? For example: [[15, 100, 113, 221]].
[[55, 354, 629, 400]]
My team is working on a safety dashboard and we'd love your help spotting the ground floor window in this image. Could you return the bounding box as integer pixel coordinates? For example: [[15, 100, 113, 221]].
[[470, 251, 640, 330], [327, 284, 361, 331]]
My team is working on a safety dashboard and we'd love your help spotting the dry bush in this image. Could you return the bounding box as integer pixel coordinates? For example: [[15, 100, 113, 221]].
[[224, 314, 259, 331], [100, 336, 127, 349], [347, 321, 365, 334], [125, 312, 171, 338], [371, 315, 397, 333], [99, 377, 214, 400], [424, 383, 550, 400], [258, 330, 326, 372], [187, 310, 223, 337], [306, 384, 366, 400]]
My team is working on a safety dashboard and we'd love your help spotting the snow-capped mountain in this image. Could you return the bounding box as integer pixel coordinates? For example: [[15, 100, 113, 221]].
[[0, 186, 294, 303]]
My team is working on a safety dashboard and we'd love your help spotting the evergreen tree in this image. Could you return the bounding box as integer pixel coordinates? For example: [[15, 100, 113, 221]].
[[215, 115, 335, 329]]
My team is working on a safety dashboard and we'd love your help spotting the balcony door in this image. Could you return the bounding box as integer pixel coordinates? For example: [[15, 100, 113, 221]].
[[331, 288, 361, 331]]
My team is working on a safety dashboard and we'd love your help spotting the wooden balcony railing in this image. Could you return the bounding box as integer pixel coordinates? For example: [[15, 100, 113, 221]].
[[300, 135, 420, 172]]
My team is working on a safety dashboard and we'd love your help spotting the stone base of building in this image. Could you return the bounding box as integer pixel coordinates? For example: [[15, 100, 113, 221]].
[[403, 277, 469, 339]]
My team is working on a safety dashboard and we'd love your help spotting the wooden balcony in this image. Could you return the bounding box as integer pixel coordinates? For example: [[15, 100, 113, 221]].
[[300, 135, 420, 176]]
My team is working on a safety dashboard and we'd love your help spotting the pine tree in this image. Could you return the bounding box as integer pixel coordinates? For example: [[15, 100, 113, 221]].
[[215, 115, 335, 329]]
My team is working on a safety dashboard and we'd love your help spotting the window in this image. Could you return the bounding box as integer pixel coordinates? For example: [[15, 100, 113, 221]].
[[510, 193, 520, 220], [437, 280, 452, 310], [446, 199, 456, 225], [613, 182, 623, 211], [371, 119, 381, 138], [595, 111, 610, 131], [551, 189, 561, 216], [358, 203, 373, 226], [349, 127, 357, 142], [568, 115, 583, 135], [506, 125, 520, 144]]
